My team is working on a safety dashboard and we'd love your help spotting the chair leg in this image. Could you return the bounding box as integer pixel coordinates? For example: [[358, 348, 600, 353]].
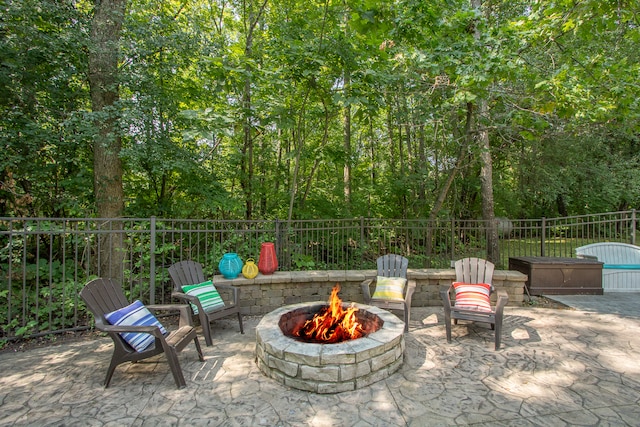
[[201, 315, 213, 347], [494, 321, 503, 350], [444, 313, 452, 343], [104, 358, 119, 388], [494, 329, 501, 350], [165, 348, 187, 389], [237, 312, 244, 334], [403, 308, 410, 332], [193, 336, 205, 362]]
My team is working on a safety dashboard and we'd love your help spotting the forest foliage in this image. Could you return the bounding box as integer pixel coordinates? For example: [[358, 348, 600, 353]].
[[1, 0, 639, 221]]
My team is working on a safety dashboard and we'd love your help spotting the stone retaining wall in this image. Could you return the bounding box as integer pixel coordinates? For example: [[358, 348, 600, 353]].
[[212, 269, 527, 316]]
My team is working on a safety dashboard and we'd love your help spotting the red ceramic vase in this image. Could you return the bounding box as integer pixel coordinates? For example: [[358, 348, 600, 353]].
[[258, 242, 278, 275]]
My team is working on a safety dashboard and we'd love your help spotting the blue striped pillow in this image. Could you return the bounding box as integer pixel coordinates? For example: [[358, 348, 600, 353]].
[[182, 281, 226, 315], [104, 300, 167, 352]]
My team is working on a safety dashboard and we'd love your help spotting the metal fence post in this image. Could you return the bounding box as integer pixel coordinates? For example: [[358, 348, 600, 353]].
[[451, 218, 455, 261], [540, 217, 546, 257], [275, 218, 281, 268], [360, 217, 365, 267], [149, 216, 156, 304], [632, 210, 636, 245]]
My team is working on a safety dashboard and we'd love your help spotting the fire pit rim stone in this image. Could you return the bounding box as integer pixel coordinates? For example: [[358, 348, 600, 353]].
[[261, 301, 404, 348], [255, 301, 406, 394]]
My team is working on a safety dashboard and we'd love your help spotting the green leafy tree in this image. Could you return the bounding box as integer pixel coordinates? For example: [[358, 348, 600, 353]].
[[0, 0, 93, 217], [1, 0, 639, 223]]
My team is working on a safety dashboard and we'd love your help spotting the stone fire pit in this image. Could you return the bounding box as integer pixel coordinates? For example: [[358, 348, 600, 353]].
[[255, 301, 405, 394]]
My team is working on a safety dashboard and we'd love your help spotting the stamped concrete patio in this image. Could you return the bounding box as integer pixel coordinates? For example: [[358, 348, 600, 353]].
[[1, 295, 640, 426]]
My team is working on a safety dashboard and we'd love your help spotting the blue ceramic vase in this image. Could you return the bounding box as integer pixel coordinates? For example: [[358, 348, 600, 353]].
[[218, 253, 243, 279]]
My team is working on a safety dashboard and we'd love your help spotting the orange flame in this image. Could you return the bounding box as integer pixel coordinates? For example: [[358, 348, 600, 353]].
[[293, 284, 365, 343]]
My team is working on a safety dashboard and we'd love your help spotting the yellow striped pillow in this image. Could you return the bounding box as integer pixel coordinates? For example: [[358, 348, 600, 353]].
[[372, 276, 407, 301]]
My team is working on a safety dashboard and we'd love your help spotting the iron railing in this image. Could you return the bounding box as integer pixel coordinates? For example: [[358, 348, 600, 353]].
[[0, 210, 637, 340]]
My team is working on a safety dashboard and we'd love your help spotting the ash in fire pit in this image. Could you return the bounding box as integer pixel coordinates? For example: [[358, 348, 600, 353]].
[[256, 285, 405, 394]]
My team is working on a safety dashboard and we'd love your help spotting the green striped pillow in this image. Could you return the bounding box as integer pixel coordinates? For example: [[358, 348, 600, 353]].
[[182, 280, 225, 315]]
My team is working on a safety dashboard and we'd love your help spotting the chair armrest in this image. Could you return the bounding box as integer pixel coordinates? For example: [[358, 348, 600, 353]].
[[147, 303, 187, 312], [495, 290, 509, 314], [171, 291, 197, 303], [361, 278, 374, 303], [97, 323, 164, 338], [440, 285, 454, 312], [148, 304, 194, 327], [173, 284, 240, 306], [172, 291, 204, 310], [212, 283, 240, 305], [404, 279, 417, 308]]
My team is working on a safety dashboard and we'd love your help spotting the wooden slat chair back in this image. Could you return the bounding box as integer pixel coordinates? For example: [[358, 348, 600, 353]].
[[378, 253, 410, 278], [361, 254, 416, 332], [455, 256, 495, 288], [441, 257, 508, 350], [79, 278, 204, 389], [168, 260, 244, 347]]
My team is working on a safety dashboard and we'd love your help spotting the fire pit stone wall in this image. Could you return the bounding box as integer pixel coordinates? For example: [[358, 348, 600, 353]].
[[255, 302, 405, 394]]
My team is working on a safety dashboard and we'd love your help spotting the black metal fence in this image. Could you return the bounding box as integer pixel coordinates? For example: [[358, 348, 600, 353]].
[[0, 210, 637, 341]]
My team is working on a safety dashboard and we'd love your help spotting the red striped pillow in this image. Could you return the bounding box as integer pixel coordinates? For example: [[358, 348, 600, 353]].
[[453, 282, 492, 312]]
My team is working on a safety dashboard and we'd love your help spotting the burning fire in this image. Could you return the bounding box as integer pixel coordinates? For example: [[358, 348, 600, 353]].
[[292, 284, 366, 344]]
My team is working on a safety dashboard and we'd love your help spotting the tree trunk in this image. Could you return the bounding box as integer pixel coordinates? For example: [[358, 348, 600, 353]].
[[471, 0, 499, 264], [429, 145, 465, 223], [343, 74, 352, 208], [342, 5, 352, 209], [425, 110, 471, 265], [242, 74, 254, 220], [240, 0, 268, 220], [288, 88, 311, 222], [477, 99, 499, 263], [416, 124, 427, 208], [88, 0, 126, 280]]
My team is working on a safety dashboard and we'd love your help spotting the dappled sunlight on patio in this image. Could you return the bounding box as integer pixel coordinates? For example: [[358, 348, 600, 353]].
[[421, 312, 439, 326], [600, 351, 640, 375], [0, 302, 639, 425], [510, 327, 530, 340]]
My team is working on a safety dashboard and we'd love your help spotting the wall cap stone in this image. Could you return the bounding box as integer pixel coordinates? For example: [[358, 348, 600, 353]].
[[214, 268, 527, 285]]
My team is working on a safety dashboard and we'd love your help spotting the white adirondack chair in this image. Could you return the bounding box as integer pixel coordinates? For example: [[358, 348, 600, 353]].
[[441, 257, 509, 350]]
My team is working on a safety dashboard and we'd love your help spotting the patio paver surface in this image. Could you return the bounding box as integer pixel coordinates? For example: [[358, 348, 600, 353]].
[[1, 295, 639, 426]]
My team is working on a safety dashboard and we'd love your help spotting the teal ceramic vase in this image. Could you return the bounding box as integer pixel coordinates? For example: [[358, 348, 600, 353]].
[[219, 253, 243, 279]]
